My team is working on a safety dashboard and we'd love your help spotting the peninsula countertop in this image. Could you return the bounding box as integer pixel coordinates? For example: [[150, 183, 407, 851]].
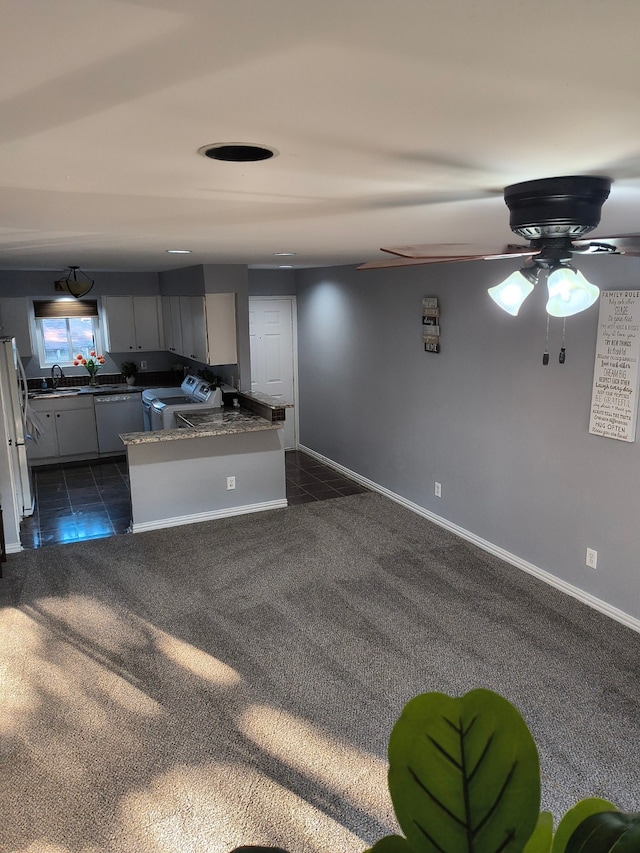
[[120, 407, 282, 445]]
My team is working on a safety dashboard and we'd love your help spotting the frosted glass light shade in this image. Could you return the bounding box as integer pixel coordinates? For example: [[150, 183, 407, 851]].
[[546, 267, 600, 317], [488, 270, 535, 316]]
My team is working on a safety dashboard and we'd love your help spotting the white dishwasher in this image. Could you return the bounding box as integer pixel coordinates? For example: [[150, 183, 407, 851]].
[[94, 393, 144, 453]]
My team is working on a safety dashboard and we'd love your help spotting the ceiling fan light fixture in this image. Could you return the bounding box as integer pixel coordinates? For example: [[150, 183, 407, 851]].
[[488, 267, 538, 316], [546, 265, 600, 317], [54, 265, 94, 299]]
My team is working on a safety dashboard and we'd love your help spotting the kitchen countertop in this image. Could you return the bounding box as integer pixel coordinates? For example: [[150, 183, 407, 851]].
[[28, 383, 143, 399], [120, 407, 282, 445], [237, 390, 293, 408]]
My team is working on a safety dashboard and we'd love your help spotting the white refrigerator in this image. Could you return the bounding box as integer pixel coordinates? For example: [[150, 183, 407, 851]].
[[0, 337, 34, 552]]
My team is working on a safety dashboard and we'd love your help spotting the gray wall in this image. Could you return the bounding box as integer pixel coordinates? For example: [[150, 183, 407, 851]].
[[296, 256, 640, 624], [249, 268, 297, 296], [0, 269, 159, 298]]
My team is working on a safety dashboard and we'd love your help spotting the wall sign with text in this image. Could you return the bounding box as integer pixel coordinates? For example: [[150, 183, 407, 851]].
[[422, 297, 440, 353], [589, 290, 640, 442]]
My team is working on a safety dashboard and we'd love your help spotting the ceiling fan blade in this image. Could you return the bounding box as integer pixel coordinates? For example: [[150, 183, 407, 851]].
[[380, 242, 537, 259], [357, 254, 526, 270], [572, 235, 640, 256], [358, 256, 477, 270]]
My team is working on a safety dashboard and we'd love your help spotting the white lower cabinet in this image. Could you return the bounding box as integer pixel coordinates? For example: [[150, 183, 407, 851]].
[[28, 396, 99, 462]]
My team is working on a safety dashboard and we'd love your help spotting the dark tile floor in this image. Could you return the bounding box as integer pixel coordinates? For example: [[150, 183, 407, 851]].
[[285, 449, 368, 505], [20, 457, 132, 550], [19, 450, 367, 549]]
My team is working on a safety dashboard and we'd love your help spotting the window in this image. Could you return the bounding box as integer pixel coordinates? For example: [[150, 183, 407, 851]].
[[33, 300, 104, 368]]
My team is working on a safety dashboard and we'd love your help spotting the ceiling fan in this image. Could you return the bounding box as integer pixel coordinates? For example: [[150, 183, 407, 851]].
[[358, 175, 640, 317]]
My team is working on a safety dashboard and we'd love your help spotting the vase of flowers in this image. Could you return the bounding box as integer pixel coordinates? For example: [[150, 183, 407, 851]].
[[74, 350, 105, 386]]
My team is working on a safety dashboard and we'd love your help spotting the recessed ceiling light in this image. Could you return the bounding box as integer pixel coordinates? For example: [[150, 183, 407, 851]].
[[278, 265, 294, 269], [198, 143, 278, 162], [166, 249, 192, 254], [274, 252, 297, 257]]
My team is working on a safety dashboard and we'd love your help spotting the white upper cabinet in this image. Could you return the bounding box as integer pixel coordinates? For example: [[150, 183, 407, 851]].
[[103, 296, 163, 352], [162, 295, 183, 355], [179, 295, 196, 361], [179, 296, 209, 363], [0, 297, 33, 355], [104, 292, 235, 364], [170, 293, 236, 365], [205, 293, 237, 365]]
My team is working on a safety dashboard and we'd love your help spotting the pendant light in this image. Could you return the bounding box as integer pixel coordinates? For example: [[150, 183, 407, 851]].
[[54, 266, 94, 298]]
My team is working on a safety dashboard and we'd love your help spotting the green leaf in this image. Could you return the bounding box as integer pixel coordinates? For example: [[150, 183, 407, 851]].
[[551, 798, 617, 853], [388, 689, 540, 853], [564, 811, 640, 853], [365, 835, 416, 853], [523, 812, 554, 853]]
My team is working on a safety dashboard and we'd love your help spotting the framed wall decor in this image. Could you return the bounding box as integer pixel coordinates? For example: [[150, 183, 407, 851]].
[[422, 297, 440, 353]]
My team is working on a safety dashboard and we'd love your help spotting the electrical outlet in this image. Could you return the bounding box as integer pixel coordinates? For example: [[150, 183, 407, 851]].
[[226, 476, 236, 490], [139, 360, 147, 370], [434, 481, 442, 498], [586, 548, 598, 569]]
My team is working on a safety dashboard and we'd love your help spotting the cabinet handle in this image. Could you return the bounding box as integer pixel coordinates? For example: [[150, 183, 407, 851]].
[[56, 413, 60, 418]]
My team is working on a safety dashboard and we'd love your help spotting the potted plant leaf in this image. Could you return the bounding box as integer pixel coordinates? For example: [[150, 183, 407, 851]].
[[230, 688, 640, 853], [121, 360, 138, 386]]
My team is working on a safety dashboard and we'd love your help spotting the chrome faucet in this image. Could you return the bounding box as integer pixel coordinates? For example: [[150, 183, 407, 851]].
[[51, 363, 64, 390]]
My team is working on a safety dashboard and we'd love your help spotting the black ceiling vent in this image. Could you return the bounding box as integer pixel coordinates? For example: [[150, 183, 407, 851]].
[[199, 143, 277, 162], [504, 175, 612, 240]]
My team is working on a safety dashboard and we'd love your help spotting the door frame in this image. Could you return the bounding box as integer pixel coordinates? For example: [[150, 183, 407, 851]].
[[249, 295, 299, 450]]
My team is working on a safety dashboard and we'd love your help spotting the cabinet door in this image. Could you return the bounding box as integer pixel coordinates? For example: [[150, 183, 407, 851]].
[[28, 396, 98, 459], [169, 296, 183, 356], [0, 297, 33, 356], [133, 296, 162, 351], [55, 406, 98, 456], [27, 403, 58, 460], [179, 296, 195, 360], [162, 296, 174, 352], [104, 297, 136, 351], [205, 293, 237, 365], [190, 297, 208, 363]]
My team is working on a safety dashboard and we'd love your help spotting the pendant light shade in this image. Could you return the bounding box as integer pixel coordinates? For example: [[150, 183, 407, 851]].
[[54, 266, 94, 298], [488, 267, 538, 316], [545, 266, 600, 317]]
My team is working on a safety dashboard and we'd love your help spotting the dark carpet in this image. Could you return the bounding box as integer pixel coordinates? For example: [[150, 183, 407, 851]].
[[1, 492, 639, 852]]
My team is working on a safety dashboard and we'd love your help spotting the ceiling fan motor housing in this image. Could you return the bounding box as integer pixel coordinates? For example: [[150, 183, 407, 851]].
[[504, 176, 611, 240]]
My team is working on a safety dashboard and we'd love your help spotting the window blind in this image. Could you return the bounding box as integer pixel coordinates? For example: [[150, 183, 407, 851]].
[[34, 299, 99, 319]]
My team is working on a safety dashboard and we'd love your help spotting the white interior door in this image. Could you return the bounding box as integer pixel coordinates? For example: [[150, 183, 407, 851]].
[[249, 297, 297, 449]]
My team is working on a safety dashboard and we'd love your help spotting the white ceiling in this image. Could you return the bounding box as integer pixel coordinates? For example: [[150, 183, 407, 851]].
[[2, 0, 640, 273]]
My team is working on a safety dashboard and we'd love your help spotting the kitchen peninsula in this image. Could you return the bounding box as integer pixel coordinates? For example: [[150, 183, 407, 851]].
[[120, 404, 288, 533]]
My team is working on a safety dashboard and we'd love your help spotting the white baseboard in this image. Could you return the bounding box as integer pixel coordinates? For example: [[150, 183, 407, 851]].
[[132, 498, 288, 534], [4, 542, 23, 554], [298, 445, 640, 636]]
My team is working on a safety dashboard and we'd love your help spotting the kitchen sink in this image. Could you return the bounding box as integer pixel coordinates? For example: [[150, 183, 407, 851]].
[[29, 387, 84, 397]]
